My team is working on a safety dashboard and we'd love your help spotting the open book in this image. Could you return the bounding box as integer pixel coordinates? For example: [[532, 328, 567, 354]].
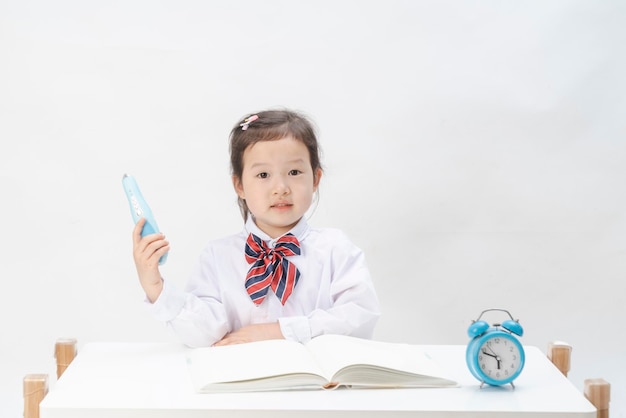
[[186, 334, 457, 393]]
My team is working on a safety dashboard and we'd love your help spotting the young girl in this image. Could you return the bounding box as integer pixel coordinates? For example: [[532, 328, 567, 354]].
[[132, 109, 380, 347]]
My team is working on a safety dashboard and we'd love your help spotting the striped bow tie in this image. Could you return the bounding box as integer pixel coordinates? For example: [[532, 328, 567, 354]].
[[244, 233, 301, 305]]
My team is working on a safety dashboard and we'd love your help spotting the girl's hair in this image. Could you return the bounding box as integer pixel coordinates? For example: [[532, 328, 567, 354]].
[[229, 109, 323, 221]]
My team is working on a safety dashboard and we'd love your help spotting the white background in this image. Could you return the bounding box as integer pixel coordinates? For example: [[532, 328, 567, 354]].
[[1, 1, 624, 416]]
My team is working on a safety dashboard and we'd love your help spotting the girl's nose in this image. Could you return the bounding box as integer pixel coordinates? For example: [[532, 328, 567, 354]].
[[272, 175, 290, 195]]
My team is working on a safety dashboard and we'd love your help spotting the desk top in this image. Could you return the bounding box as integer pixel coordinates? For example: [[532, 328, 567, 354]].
[[40, 342, 596, 418]]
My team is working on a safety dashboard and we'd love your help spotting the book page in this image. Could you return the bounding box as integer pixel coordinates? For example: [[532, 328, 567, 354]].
[[305, 335, 453, 384], [186, 339, 331, 389]]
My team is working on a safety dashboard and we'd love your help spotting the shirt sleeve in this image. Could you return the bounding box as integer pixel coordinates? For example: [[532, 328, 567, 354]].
[[278, 315, 312, 342], [144, 246, 232, 348], [290, 230, 381, 343]]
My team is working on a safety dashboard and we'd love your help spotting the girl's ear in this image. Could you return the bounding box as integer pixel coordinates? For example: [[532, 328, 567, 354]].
[[232, 175, 244, 199], [313, 168, 322, 191]]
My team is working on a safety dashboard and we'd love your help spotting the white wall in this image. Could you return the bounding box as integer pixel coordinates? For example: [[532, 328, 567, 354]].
[[1, 1, 624, 416]]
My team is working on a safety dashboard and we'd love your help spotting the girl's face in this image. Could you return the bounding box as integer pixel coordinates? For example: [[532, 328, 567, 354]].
[[233, 136, 321, 238]]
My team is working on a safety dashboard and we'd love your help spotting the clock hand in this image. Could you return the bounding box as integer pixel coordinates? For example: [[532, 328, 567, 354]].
[[481, 349, 498, 359], [482, 349, 502, 369], [486, 345, 503, 369]]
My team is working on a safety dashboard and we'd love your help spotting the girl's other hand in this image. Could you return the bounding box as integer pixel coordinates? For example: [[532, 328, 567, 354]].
[[212, 323, 284, 346]]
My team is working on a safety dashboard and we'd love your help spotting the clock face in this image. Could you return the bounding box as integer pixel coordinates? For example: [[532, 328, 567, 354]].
[[476, 334, 523, 383]]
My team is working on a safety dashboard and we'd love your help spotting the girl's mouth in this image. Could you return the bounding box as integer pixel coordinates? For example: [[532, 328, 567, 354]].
[[272, 203, 292, 209]]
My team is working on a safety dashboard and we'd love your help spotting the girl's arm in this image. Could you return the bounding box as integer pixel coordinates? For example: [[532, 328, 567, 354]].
[[142, 243, 233, 348], [280, 231, 381, 343]]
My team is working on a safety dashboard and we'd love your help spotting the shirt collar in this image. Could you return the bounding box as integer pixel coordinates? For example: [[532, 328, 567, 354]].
[[244, 216, 310, 247]]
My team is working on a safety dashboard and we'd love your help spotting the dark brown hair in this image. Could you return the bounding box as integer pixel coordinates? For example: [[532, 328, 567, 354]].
[[229, 109, 323, 220]]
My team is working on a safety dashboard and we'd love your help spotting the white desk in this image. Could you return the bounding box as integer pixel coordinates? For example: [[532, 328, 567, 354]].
[[40, 342, 596, 418]]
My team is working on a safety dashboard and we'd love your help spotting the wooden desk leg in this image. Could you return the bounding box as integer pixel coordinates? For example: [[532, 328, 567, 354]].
[[547, 341, 572, 377], [55, 338, 78, 379], [23, 374, 48, 418], [584, 378, 610, 418]]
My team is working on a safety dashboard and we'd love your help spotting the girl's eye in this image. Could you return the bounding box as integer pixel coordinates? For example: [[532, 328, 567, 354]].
[[257, 172, 269, 179], [288, 170, 302, 176]]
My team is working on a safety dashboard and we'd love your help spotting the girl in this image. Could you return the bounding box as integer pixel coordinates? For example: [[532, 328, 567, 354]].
[[132, 109, 380, 347]]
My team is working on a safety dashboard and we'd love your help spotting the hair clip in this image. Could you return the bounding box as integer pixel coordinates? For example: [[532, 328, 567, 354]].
[[240, 115, 259, 131]]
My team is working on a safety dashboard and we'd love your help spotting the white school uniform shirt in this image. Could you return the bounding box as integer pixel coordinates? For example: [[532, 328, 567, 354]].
[[146, 216, 381, 347]]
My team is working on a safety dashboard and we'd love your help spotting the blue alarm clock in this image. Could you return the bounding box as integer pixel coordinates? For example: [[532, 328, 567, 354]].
[[466, 309, 525, 388]]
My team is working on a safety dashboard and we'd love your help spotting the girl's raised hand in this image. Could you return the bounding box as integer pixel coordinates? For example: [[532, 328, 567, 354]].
[[132, 217, 169, 302]]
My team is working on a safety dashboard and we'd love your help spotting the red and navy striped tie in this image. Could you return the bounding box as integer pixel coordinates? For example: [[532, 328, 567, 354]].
[[244, 233, 301, 305]]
